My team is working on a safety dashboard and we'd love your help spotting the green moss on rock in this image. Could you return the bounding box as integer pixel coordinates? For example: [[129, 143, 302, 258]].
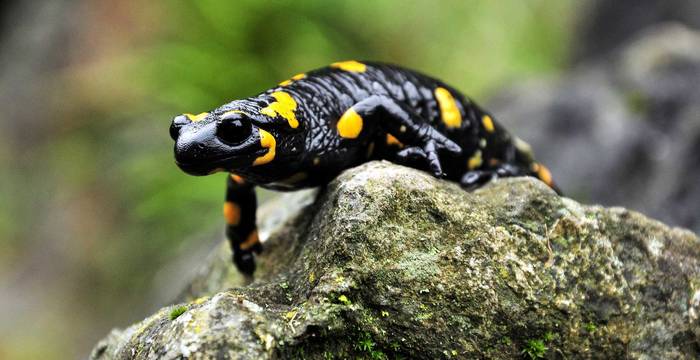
[[168, 305, 187, 320]]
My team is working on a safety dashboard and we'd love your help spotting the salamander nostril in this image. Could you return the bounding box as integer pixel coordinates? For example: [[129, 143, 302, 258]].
[[216, 118, 252, 144], [170, 114, 191, 141]]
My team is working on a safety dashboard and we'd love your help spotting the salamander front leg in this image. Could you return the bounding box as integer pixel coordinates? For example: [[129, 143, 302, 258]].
[[348, 95, 462, 177], [224, 174, 261, 276]]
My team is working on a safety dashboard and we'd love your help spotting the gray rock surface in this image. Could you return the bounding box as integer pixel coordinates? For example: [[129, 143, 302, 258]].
[[574, 1, 700, 62], [490, 24, 700, 234], [91, 162, 700, 359]]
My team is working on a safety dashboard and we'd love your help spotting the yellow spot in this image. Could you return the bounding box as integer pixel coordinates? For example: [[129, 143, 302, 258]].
[[308, 272, 316, 283], [330, 60, 366, 73], [386, 133, 404, 147], [514, 137, 534, 161], [285, 310, 297, 320], [223, 201, 241, 225], [337, 108, 363, 139], [532, 163, 554, 186], [240, 230, 259, 250], [259, 91, 299, 128], [253, 129, 276, 166], [222, 110, 247, 118], [313, 157, 320, 166], [230, 173, 245, 184], [482, 115, 495, 133], [434, 87, 462, 128], [467, 150, 483, 170], [279, 73, 306, 86], [399, 125, 407, 133], [185, 112, 209, 122]]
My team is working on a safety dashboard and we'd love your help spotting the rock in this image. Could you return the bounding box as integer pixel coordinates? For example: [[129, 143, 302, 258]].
[[91, 161, 700, 359], [574, 0, 700, 62], [490, 24, 700, 234]]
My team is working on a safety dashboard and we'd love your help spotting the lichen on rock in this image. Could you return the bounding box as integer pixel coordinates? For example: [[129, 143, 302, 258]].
[[92, 161, 700, 359]]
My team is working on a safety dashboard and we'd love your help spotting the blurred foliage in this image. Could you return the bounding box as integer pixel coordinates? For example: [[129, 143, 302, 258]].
[[0, 0, 575, 358]]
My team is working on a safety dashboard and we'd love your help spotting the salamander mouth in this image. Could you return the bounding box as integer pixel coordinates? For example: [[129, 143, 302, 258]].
[[174, 148, 267, 176]]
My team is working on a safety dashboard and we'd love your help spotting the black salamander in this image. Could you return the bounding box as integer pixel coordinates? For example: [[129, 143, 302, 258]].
[[170, 61, 559, 275]]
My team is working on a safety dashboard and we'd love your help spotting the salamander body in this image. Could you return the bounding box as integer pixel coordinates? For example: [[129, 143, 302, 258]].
[[170, 61, 558, 275]]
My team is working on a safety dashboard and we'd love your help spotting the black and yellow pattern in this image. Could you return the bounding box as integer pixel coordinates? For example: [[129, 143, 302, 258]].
[[170, 61, 560, 275]]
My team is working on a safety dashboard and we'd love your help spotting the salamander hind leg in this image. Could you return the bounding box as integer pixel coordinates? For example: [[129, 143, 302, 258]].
[[460, 162, 562, 194], [347, 95, 462, 177], [224, 174, 262, 277], [459, 163, 531, 190]]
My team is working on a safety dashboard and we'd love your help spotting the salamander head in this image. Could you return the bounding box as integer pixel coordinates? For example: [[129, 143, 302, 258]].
[[170, 110, 277, 176]]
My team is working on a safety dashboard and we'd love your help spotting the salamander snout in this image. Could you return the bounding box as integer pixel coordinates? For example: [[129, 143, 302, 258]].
[[169, 114, 192, 141], [172, 118, 221, 175]]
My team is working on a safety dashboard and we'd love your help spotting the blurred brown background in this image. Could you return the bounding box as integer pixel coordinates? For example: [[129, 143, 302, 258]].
[[0, 1, 698, 359]]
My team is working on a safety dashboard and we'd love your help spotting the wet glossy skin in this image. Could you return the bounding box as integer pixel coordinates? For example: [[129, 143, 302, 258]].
[[170, 61, 559, 275]]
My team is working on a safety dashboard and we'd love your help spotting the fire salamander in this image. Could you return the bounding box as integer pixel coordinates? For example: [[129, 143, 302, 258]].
[[170, 61, 559, 275]]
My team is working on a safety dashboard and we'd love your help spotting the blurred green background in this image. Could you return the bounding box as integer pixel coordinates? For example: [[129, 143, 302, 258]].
[[0, 0, 576, 358]]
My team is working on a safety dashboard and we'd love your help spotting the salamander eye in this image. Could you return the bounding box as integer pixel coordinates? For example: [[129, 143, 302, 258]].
[[217, 117, 252, 144]]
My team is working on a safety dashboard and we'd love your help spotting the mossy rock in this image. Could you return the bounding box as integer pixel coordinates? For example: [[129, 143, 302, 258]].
[[91, 161, 700, 359]]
